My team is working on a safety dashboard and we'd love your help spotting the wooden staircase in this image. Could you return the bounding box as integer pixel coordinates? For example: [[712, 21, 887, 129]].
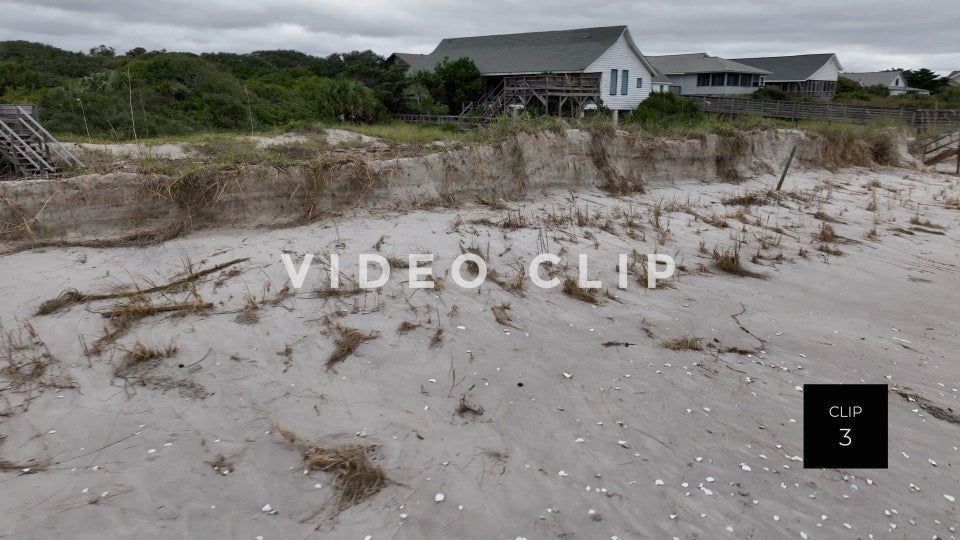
[[913, 129, 959, 174], [0, 104, 83, 177]]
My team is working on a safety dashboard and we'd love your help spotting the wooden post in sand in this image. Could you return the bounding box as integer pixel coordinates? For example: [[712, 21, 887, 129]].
[[776, 145, 798, 191]]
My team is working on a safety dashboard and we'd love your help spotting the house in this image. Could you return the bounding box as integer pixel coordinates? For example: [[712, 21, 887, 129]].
[[731, 53, 842, 99], [646, 53, 770, 96], [409, 25, 663, 118], [651, 74, 673, 93], [840, 70, 930, 96], [948, 71, 960, 86], [385, 53, 425, 69]]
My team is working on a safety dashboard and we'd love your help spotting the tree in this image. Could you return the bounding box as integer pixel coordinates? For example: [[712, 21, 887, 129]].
[[89, 44, 115, 57], [421, 57, 484, 114], [902, 68, 947, 92]]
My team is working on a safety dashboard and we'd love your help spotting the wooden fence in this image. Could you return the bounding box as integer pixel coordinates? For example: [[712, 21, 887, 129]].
[[394, 114, 495, 128], [685, 96, 960, 130]]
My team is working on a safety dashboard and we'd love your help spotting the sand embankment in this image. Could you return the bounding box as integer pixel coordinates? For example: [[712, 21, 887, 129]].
[[1, 128, 907, 247]]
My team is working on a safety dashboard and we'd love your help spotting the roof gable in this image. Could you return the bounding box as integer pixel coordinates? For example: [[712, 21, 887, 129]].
[[841, 71, 904, 88], [387, 53, 425, 68], [731, 53, 840, 82], [410, 26, 637, 75]]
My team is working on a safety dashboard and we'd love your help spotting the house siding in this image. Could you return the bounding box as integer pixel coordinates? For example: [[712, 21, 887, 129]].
[[585, 33, 653, 111], [806, 56, 841, 82]]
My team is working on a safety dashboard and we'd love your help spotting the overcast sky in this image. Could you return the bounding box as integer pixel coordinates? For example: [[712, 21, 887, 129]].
[[2, 0, 957, 73]]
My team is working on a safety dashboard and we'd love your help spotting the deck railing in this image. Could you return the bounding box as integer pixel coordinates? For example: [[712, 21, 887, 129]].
[[685, 96, 960, 129]]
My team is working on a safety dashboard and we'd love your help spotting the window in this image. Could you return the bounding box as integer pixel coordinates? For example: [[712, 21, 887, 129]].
[[711, 73, 725, 86], [697, 73, 710, 86], [726, 73, 739, 86], [621, 70, 629, 95], [636, 77, 643, 88], [610, 69, 618, 95]]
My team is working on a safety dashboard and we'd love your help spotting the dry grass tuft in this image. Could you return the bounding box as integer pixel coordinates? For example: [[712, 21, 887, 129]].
[[817, 243, 843, 256], [91, 295, 210, 356], [505, 260, 527, 297], [491, 302, 515, 327], [326, 325, 379, 369], [396, 321, 420, 335], [712, 246, 766, 279], [813, 211, 844, 224], [661, 336, 703, 351], [721, 190, 778, 207], [429, 325, 444, 349], [114, 339, 179, 380], [120, 339, 178, 365], [909, 215, 944, 229], [1, 320, 75, 413], [562, 276, 601, 304], [814, 222, 838, 242], [275, 424, 387, 516], [456, 394, 485, 417], [314, 277, 363, 299]]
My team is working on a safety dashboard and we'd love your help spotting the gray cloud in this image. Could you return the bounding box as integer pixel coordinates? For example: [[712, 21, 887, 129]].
[[1, 0, 956, 72]]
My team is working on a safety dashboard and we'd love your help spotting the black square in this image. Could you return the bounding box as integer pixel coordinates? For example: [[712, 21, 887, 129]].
[[803, 384, 888, 468]]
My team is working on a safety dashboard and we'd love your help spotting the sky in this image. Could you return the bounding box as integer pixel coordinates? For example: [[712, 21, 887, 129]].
[[1, 0, 958, 73]]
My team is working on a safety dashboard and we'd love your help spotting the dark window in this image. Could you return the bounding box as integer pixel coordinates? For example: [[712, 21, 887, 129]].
[[711, 73, 725, 86], [730, 74, 743, 86], [697, 74, 710, 86], [610, 69, 618, 95], [637, 77, 643, 88], [621, 69, 629, 95]]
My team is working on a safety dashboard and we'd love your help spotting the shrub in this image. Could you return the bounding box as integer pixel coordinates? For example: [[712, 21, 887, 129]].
[[626, 92, 705, 130], [751, 86, 789, 101]]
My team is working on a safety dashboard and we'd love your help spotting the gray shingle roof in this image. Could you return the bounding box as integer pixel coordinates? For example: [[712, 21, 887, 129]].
[[409, 26, 652, 76], [647, 53, 769, 75], [388, 53, 426, 68], [841, 71, 904, 88], [731, 54, 839, 82]]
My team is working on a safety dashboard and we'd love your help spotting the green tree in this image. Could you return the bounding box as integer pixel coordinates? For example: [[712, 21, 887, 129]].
[[425, 57, 484, 114], [902, 68, 948, 92]]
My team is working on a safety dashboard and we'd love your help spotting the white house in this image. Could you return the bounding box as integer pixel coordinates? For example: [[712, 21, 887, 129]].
[[841, 71, 930, 96], [947, 71, 960, 87], [646, 53, 770, 96], [409, 26, 663, 117], [732, 53, 843, 99]]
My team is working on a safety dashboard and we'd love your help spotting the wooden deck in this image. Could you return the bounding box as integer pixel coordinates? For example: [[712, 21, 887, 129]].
[[463, 73, 602, 117]]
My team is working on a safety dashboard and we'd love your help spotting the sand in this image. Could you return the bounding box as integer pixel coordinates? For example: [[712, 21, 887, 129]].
[[0, 164, 959, 539]]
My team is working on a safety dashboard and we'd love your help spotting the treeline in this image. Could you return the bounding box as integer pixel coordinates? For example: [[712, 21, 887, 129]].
[[0, 41, 482, 138]]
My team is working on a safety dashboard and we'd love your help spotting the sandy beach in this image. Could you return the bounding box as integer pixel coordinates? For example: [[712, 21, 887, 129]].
[[0, 161, 958, 539]]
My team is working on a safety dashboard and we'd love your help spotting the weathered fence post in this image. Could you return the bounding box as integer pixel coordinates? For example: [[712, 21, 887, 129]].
[[776, 145, 798, 191]]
